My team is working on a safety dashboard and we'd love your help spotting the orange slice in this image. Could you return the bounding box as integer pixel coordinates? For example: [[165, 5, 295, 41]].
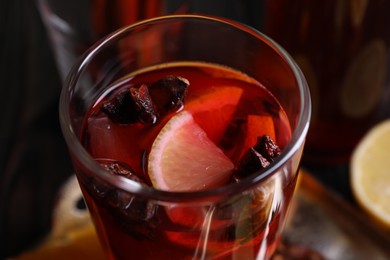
[[244, 114, 275, 149], [148, 110, 234, 191], [185, 86, 243, 144], [227, 114, 276, 162]]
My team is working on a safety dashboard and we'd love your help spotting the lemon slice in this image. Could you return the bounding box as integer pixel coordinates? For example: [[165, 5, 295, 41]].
[[351, 119, 390, 227], [148, 110, 234, 191]]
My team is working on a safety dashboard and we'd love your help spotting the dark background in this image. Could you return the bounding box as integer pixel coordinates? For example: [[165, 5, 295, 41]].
[[0, 0, 354, 258], [0, 0, 74, 257]]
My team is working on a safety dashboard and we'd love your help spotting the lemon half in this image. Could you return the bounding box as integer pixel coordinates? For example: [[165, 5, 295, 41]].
[[351, 119, 390, 227]]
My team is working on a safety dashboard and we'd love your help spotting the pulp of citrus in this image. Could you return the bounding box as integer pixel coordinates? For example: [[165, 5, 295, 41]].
[[148, 110, 234, 191], [351, 119, 390, 228], [185, 86, 243, 144]]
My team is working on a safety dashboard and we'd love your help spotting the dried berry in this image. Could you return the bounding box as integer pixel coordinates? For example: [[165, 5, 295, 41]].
[[113, 195, 158, 241], [254, 135, 281, 162], [234, 148, 270, 179], [86, 160, 158, 240], [149, 75, 189, 114], [129, 84, 157, 124], [101, 160, 145, 183], [92, 161, 148, 209], [232, 135, 280, 181], [101, 84, 157, 124], [101, 89, 138, 124], [101, 76, 189, 124]]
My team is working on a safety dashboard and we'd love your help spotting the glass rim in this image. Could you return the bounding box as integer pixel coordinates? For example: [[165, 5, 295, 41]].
[[59, 14, 311, 203]]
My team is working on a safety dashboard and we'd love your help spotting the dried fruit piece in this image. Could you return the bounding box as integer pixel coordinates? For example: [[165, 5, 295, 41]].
[[254, 135, 281, 162], [101, 76, 188, 124], [101, 84, 157, 124], [101, 160, 145, 183], [101, 89, 138, 124], [226, 114, 276, 162], [93, 160, 147, 209], [149, 75, 189, 114], [129, 84, 157, 124], [88, 160, 158, 240], [233, 135, 280, 181], [233, 148, 270, 181]]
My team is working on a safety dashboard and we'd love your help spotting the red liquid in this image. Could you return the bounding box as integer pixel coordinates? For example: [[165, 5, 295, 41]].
[[79, 62, 295, 259], [264, 0, 390, 164]]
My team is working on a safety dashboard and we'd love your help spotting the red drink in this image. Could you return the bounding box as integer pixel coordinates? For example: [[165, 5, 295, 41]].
[[78, 62, 295, 259]]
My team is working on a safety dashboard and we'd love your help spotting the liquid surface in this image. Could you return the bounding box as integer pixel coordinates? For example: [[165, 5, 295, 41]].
[[82, 62, 291, 185]]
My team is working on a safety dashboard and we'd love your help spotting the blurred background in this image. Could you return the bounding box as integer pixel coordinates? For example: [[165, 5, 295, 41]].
[[1, 0, 389, 258], [1, 0, 72, 258]]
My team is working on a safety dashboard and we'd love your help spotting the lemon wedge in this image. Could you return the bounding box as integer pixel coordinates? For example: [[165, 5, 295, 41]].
[[351, 119, 390, 227], [148, 110, 234, 191]]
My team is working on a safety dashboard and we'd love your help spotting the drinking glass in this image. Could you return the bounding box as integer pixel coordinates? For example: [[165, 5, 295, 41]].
[[59, 15, 311, 259]]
